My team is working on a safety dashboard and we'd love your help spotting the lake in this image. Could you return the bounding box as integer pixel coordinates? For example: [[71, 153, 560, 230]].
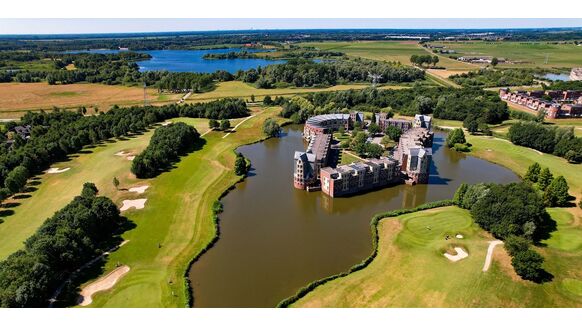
[[65, 48, 285, 73], [187, 126, 520, 308], [540, 73, 571, 81]]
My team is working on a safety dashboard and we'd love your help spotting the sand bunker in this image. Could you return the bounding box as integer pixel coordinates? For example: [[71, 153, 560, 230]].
[[456, 234, 464, 239], [161, 121, 172, 126], [115, 151, 130, 157], [45, 167, 70, 174], [120, 199, 147, 211], [78, 265, 130, 306], [126, 155, 135, 161], [129, 185, 149, 194], [444, 247, 469, 262]]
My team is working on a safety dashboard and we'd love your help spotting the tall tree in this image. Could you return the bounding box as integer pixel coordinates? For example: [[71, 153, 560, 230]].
[[537, 167, 553, 191]]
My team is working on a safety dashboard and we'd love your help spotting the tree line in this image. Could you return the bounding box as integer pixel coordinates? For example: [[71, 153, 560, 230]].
[[276, 86, 508, 125], [0, 98, 249, 203], [235, 58, 425, 88], [409, 54, 440, 67], [450, 68, 545, 87], [131, 123, 200, 178], [0, 183, 124, 307], [508, 121, 582, 163], [454, 182, 552, 282]]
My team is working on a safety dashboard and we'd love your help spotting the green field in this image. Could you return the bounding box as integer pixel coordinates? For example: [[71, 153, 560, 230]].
[[0, 107, 285, 307], [186, 81, 410, 103], [429, 41, 582, 68], [298, 41, 475, 71], [293, 206, 582, 307]]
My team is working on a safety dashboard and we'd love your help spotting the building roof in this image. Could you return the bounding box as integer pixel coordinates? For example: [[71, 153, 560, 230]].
[[305, 114, 350, 128]]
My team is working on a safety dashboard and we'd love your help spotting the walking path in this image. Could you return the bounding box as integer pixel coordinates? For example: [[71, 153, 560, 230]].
[[176, 91, 192, 104], [222, 115, 256, 139], [48, 240, 130, 307], [482, 240, 504, 272]]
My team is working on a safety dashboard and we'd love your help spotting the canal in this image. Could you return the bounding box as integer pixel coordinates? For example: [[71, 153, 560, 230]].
[[188, 126, 519, 307]]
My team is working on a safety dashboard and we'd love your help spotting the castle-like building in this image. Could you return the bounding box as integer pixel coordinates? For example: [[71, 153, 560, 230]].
[[294, 112, 433, 197]]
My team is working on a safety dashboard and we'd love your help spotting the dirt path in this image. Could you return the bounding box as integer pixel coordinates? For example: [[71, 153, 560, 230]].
[[78, 265, 130, 306], [222, 115, 256, 139], [482, 240, 504, 272]]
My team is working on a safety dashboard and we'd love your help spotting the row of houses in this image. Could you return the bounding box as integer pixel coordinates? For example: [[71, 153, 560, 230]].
[[294, 114, 433, 197], [499, 88, 582, 119]]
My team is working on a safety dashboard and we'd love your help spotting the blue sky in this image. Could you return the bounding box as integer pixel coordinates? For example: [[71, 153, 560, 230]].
[[1, 18, 582, 35]]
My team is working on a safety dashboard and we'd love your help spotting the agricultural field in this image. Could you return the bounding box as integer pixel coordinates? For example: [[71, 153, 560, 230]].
[[293, 205, 582, 307], [428, 41, 582, 68], [0, 82, 181, 119], [298, 41, 476, 71]]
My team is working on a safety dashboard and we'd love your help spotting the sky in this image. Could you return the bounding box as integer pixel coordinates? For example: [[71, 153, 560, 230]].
[[1, 18, 582, 35]]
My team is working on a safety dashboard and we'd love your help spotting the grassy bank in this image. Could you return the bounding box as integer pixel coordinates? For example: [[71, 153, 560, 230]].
[[292, 205, 582, 307]]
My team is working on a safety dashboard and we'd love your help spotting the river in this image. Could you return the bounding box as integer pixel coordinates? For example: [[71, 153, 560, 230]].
[[188, 126, 520, 307]]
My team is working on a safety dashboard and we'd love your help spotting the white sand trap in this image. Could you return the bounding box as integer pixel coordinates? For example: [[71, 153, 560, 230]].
[[161, 121, 172, 126], [456, 234, 464, 239], [78, 265, 130, 306], [115, 151, 130, 157], [126, 155, 135, 161], [129, 185, 149, 194], [120, 199, 147, 211], [444, 247, 469, 262], [482, 240, 504, 272], [45, 167, 70, 174]]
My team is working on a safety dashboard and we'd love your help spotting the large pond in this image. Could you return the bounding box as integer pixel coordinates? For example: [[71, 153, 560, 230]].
[[65, 48, 285, 73], [188, 126, 520, 307]]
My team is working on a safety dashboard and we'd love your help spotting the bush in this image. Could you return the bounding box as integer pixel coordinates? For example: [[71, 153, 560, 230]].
[[446, 128, 466, 148], [234, 153, 249, 176], [453, 143, 470, 152], [263, 118, 281, 138], [504, 235, 531, 256], [511, 249, 545, 281]]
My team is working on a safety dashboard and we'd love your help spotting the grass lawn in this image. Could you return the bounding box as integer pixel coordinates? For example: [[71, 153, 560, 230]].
[[0, 131, 154, 260], [293, 206, 582, 307], [0, 107, 284, 307], [186, 81, 409, 103], [428, 41, 582, 69], [84, 107, 285, 307], [0, 82, 181, 119]]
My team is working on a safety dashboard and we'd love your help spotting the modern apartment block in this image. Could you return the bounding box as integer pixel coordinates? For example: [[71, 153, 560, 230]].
[[394, 127, 433, 184], [293, 133, 332, 190], [499, 88, 582, 118]]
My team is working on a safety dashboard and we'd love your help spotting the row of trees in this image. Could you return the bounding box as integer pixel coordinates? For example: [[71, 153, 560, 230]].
[[278, 87, 508, 125], [0, 183, 123, 307], [450, 68, 542, 87], [410, 54, 440, 67], [508, 121, 582, 163], [236, 58, 425, 88], [0, 98, 250, 203], [454, 182, 550, 281], [524, 163, 571, 207], [131, 122, 200, 178]]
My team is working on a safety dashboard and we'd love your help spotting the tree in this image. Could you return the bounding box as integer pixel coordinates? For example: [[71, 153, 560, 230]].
[[491, 57, 499, 67], [504, 235, 531, 255], [365, 143, 384, 158], [432, 55, 440, 67], [537, 167, 553, 191], [453, 183, 468, 205], [81, 182, 98, 198], [511, 249, 544, 281], [263, 95, 273, 105], [208, 119, 219, 130], [368, 122, 381, 136], [385, 125, 401, 142], [113, 177, 120, 190], [544, 175, 570, 207], [351, 131, 368, 155], [250, 94, 255, 103], [338, 126, 345, 136], [263, 118, 281, 137], [5, 166, 29, 193], [220, 119, 231, 131], [234, 153, 248, 176], [524, 162, 541, 183], [445, 128, 466, 148]]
